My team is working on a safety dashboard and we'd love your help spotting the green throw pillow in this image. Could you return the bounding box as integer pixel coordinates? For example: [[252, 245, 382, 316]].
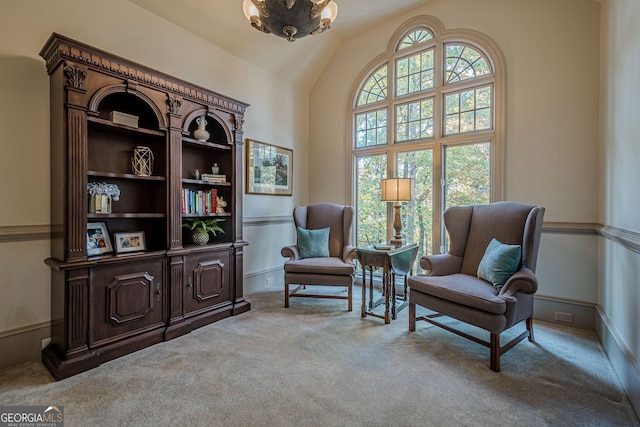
[[477, 238, 521, 290], [297, 227, 330, 259]]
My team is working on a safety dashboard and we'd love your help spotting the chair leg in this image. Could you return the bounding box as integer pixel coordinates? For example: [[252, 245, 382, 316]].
[[526, 317, 535, 342], [490, 333, 500, 372], [347, 285, 353, 312], [284, 283, 289, 308], [409, 302, 416, 331]]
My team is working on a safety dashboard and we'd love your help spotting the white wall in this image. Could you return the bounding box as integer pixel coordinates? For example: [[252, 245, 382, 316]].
[[600, 0, 640, 408], [309, 0, 601, 303], [0, 0, 307, 336]]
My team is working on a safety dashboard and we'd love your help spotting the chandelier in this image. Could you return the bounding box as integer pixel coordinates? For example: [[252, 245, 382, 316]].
[[242, 0, 339, 42]]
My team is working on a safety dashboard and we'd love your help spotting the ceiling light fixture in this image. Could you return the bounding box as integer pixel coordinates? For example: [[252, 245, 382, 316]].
[[242, 0, 339, 42]]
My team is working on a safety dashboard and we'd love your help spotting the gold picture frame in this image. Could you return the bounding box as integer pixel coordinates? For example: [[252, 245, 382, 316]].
[[246, 139, 293, 196]]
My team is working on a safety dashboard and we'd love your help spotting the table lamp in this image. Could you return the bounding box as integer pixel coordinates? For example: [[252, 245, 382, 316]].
[[381, 177, 414, 246]]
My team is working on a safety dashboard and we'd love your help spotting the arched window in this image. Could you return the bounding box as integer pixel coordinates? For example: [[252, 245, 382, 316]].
[[349, 16, 504, 268]]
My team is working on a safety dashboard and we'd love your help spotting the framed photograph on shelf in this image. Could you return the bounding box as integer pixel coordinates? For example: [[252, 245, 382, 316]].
[[114, 231, 146, 254], [87, 222, 113, 256], [246, 139, 293, 196]]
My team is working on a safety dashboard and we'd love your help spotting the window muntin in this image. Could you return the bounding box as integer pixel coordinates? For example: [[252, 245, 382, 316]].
[[396, 49, 434, 97], [445, 44, 491, 84], [444, 85, 492, 135], [357, 65, 388, 106], [397, 29, 434, 51], [396, 99, 434, 142], [355, 109, 388, 148]]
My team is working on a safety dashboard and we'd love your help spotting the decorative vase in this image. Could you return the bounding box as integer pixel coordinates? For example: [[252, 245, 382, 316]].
[[193, 116, 210, 142], [211, 163, 219, 174], [132, 146, 154, 176], [192, 231, 209, 245]]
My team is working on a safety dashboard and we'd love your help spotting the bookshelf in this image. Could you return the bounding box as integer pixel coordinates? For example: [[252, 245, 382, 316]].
[[39, 33, 250, 380]]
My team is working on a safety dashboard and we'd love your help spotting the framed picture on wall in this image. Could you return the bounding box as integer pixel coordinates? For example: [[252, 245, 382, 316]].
[[86, 222, 113, 256], [245, 139, 293, 196]]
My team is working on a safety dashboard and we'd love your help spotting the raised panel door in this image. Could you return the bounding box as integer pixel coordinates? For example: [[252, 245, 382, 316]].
[[184, 250, 231, 315], [91, 259, 165, 347]]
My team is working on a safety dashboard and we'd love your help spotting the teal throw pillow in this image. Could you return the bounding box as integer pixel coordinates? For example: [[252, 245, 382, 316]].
[[477, 238, 521, 290], [297, 227, 330, 259]]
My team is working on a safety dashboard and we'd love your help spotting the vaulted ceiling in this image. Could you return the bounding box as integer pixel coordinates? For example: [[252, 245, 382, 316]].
[[129, 0, 430, 90]]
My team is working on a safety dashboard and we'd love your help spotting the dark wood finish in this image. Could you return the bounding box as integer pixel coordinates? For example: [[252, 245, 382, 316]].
[[183, 247, 231, 315], [357, 244, 418, 324], [40, 33, 251, 380]]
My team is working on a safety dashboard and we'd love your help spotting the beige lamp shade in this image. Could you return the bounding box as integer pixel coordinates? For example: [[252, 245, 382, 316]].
[[381, 178, 414, 202]]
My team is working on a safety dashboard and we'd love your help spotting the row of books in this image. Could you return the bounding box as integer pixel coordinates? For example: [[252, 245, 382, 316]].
[[200, 173, 226, 183], [182, 188, 217, 215]]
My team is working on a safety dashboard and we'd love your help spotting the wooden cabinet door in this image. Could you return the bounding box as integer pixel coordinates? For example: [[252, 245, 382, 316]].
[[184, 250, 231, 315], [91, 259, 165, 347]]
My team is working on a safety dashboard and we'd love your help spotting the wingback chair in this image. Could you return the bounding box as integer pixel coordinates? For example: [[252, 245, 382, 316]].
[[408, 201, 545, 371], [281, 203, 357, 311]]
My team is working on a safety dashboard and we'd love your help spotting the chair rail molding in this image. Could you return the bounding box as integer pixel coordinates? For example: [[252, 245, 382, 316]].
[[243, 216, 293, 227], [599, 224, 640, 254], [0, 225, 51, 243]]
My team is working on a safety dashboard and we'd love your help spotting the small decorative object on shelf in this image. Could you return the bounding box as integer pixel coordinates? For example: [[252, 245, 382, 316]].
[[193, 115, 210, 142], [114, 231, 146, 253], [109, 111, 139, 128], [211, 163, 219, 174], [182, 218, 225, 245], [86, 222, 113, 256], [194, 169, 200, 180], [201, 173, 226, 183], [216, 196, 227, 213], [87, 182, 120, 214], [131, 146, 154, 176]]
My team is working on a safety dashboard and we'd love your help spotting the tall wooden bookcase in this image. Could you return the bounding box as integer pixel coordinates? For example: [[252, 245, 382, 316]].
[[39, 34, 250, 380]]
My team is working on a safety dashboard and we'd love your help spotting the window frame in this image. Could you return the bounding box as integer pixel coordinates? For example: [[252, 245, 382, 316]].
[[347, 16, 506, 255]]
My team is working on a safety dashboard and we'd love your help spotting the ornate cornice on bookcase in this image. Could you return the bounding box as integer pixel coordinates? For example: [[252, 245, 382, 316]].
[[39, 33, 249, 116], [63, 63, 87, 90], [167, 94, 183, 115], [233, 115, 245, 133]]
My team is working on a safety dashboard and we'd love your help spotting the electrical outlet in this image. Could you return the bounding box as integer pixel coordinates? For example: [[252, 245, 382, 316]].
[[265, 276, 274, 287], [42, 337, 51, 349], [555, 312, 573, 323]]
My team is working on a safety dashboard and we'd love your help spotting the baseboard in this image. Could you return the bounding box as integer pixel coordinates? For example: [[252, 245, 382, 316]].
[[533, 295, 596, 330], [243, 267, 284, 296], [596, 306, 640, 419], [0, 322, 51, 370]]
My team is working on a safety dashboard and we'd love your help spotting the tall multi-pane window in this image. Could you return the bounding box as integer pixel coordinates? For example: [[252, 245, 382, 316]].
[[351, 17, 503, 270]]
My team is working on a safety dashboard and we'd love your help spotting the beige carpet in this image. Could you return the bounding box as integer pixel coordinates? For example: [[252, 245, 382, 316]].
[[0, 287, 638, 427]]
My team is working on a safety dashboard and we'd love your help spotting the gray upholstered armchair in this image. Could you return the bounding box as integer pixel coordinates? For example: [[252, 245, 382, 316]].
[[408, 201, 545, 371], [281, 203, 358, 311]]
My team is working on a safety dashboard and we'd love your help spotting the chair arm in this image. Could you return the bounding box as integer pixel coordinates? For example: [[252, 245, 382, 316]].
[[343, 245, 358, 264], [499, 268, 538, 296], [420, 253, 463, 276], [281, 245, 300, 261]]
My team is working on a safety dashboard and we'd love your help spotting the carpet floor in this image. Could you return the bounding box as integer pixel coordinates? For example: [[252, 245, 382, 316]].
[[0, 287, 638, 426]]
